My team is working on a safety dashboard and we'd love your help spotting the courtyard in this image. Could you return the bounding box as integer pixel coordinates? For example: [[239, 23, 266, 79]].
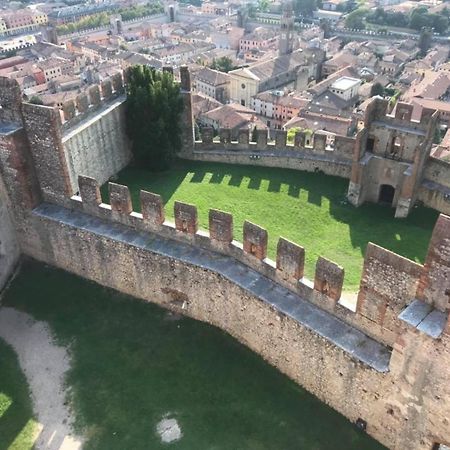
[[103, 160, 438, 292]]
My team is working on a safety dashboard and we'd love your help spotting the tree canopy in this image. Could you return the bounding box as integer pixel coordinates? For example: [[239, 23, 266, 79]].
[[125, 65, 184, 171], [365, 6, 449, 34], [294, 0, 318, 17], [209, 56, 237, 73], [345, 8, 368, 29]]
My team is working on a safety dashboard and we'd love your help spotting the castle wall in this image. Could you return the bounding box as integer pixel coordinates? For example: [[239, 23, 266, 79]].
[[62, 98, 131, 192], [423, 157, 450, 188], [359, 156, 410, 206], [0, 174, 19, 291], [417, 157, 450, 215], [14, 198, 449, 450], [188, 149, 352, 178]]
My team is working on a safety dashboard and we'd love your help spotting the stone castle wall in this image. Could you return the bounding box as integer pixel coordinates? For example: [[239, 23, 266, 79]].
[[0, 174, 19, 291], [12, 174, 449, 450], [62, 98, 131, 192], [1, 72, 450, 449], [59, 73, 131, 193]]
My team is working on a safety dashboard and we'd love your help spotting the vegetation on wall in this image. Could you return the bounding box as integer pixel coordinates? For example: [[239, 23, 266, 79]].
[[56, 3, 164, 35], [125, 65, 184, 171], [287, 127, 313, 144]]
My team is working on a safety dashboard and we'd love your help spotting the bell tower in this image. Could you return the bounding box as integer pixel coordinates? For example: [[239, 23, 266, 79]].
[[279, 0, 294, 56]]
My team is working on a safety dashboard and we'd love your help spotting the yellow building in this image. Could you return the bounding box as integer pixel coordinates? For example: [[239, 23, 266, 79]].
[[32, 11, 48, 26], [0, 18, 7, 35]]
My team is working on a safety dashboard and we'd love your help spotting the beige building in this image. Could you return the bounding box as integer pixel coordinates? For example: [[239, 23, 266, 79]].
[[228, 49, 324, 107], [194, 67, 230, 103], [0, 9, 48, 35]]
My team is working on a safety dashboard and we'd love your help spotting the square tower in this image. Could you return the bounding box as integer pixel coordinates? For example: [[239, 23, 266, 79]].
[[279, 0, 294, 56], [347, 98, 438, 218]]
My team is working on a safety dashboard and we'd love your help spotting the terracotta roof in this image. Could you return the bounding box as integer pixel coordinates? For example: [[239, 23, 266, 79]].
[[309, 65, 359, 96], [201, 103, 268, 130], [404, 71, 450, 101], [195, 67, 229, 86]]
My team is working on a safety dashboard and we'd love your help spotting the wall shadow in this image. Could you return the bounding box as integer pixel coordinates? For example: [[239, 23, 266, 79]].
[[108, 160, 438, 266]]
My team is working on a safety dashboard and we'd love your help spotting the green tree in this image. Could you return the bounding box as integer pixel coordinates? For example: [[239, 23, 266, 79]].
[[210, 56, 236, 73], [431, 13, 449, 33], [28, 96, 44, 105], [258, 0, 269, 12], [345, 8, 367, 29], [125, 65, 184, 171], [418, 28, 432, 56], [319, 19, 332, 38], [294, 0, 317, 17], [251, 126, 258, 142], [370, 82, 384, 97]]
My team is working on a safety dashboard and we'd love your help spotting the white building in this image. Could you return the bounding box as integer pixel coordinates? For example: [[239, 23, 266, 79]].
[[330, 77, 361, 101]]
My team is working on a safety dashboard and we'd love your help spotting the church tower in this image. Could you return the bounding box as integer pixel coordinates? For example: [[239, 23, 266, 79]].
[[279, 0, 294, 56]]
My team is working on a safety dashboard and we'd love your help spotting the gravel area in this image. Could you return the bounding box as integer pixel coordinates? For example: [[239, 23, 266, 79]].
[[0, 307, 83, 450]]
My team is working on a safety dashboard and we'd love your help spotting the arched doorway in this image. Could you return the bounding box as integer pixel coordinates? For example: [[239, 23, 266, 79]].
[[379, 184, 395, 206]]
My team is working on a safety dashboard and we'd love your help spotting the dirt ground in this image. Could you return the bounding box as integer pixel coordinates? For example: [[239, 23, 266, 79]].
[[0, 307, 83, 450]]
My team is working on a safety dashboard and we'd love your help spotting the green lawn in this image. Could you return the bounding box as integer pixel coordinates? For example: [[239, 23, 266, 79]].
[[102, 161, 438, 291], [3, 260, 387, 450], [0, 338, 37, 450]]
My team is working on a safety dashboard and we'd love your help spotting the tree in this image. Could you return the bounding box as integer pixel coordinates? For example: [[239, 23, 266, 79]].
[[418, 28, 432, 56], [29, 96, 44, 105], [370, 83, 385, 97], [251, 126, 258, 143], [432, 13, 449, 34], [345, 8, 367, 29], [319, 19, 332, 38], [210, 56, 236, 73], [294, 0, 317, 17], [125, 65, 184, 171], [258, 0, 269, 12]]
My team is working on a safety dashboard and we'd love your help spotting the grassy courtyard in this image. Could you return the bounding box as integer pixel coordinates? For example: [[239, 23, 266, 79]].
[[0, 338, 37, 450], [3, 260, 386, 450], [102, 161, 438, 292]]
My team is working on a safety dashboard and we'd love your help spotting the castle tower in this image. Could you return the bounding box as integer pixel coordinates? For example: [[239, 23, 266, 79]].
[[347, 98, 438, 218], [279, 0, 294, 56]]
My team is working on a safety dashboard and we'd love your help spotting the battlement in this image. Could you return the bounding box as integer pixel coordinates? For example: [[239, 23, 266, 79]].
[[194, 127, 355, 161], [60, 72, 125, 130], [364, 97, 437, 131], [71, 174, 450, 346]]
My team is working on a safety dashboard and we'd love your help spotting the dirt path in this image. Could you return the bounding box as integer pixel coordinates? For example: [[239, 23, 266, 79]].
[[0, 307, 83, 450]]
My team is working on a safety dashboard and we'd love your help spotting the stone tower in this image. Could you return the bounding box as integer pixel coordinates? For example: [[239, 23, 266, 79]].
[[347, 98, 438, 218], [279, 0, 294, 56]]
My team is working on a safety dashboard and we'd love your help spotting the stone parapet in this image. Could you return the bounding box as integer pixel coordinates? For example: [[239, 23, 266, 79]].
[[73, 175, 450, 349]]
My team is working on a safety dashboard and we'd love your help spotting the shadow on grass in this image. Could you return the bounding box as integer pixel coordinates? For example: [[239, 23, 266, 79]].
[[3, 261, 388, 450], [106, 160, 438, 267], [0, 339, 36, 450]]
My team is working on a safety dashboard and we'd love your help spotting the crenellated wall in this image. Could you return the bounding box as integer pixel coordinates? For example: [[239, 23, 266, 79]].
[[1, 70, 450, 450], [11, 172, 448, 450], [186, 127, 355, 179], [59, 73, 132, 193]]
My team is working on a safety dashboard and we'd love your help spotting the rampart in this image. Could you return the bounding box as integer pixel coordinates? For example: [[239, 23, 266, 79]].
[[0, 72, 450, 449], [186, 127, 354, 179], [184, 101, 450, 217], [0, 172, 19, 291], [59, 73, 131, 192]]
